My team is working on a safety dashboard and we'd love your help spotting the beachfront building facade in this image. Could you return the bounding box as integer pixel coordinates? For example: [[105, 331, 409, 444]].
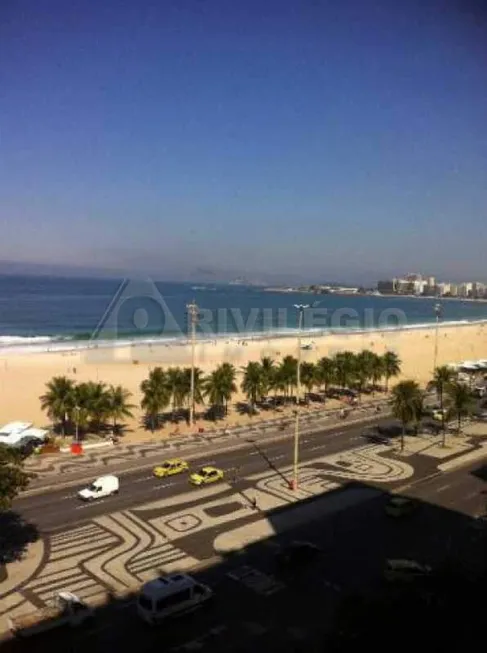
[[377, 275, 487, 299]]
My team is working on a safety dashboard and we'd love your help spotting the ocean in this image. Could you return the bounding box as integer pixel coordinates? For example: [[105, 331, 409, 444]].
[[1, 274, 487, 353]]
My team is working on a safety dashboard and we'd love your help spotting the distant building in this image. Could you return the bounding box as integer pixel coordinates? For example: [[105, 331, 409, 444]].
[[377, 279, 396, 294], [472, 282, 486, 299], [458, 282, 473, 298]]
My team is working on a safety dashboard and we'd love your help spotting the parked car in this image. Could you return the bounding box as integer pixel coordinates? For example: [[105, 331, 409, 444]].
[[385, 497, 419, 518], [8, 592, 94, 637]]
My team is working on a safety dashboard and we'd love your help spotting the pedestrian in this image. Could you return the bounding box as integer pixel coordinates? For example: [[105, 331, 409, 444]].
[[233, 467, 239, 484], [251, 497, 257, 510]]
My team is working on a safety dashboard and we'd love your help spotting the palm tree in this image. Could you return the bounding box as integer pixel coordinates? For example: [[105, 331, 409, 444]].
[[260, 357, 276, 397], [278, 355, 298, 400], [369, 353, 384, 392], [40, 376, 76, 436], [79, 381, 109, 433], [391, 380, 423, 451], [354, 350, 377, 397], [316, 357, 336, 397], [241, 361, 264, 410], [72, 382, 96, 438], [165, 367, 187, 419], [106, 385, 134, 433], [333, 352, 357, 391], [300, 362, 317, 399], [181, 366, 205, 421], [382, 351, 401, 392], [445, 381, 475, 434], [140, 367, 171, 431], [431, 365, 455, 445], [204, 363, 237, 417], [218, 363, 237, 415]]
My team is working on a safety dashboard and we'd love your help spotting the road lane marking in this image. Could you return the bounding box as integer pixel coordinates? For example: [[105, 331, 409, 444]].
[[435, 484, 451, 493]]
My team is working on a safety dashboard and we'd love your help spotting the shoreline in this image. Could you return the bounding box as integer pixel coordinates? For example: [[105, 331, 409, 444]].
[[1, 318, 487, 357]]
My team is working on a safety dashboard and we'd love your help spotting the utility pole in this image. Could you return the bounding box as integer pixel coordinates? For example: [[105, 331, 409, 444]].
[[186, 300, 199, 426], [291, 304, 309, 490], [433, 302, 442, 372]]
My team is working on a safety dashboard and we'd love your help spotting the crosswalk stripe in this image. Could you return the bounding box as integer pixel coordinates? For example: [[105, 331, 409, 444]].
[[51, 532, 113, 552], [128, 543, 176, 563], [51, 525, 102, 543], [128, 550, 186, 573], [37, 578, 98, 602], [50, 535, 118, 560], [30, 567, 84, 590]]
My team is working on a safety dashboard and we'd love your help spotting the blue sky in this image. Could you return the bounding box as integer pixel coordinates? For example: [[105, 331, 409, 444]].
[[1, 0, 486, 284]]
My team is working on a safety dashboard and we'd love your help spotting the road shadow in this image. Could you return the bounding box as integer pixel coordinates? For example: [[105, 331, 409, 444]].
[[1, 478, 486, 653]]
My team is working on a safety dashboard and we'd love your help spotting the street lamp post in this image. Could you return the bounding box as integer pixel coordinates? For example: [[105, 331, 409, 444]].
[[290, 304, 310, 491], [433, 302, 442, 372], [186, 300, 199, 427], [74, 404, 80, 444]]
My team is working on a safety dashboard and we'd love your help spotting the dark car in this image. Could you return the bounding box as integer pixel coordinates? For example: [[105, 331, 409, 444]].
[[275, 541, 322, 572], [15, 437, 43, 458]]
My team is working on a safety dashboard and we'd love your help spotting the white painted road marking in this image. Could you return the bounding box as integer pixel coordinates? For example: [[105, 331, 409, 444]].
[[435, 484, 451, 493]]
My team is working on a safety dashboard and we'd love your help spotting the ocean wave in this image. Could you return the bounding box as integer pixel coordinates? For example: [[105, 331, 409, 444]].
[[0, 317, 486, 354]]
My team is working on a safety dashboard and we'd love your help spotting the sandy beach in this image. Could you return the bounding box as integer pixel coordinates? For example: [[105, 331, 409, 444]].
[[0, 322, 485, 443]]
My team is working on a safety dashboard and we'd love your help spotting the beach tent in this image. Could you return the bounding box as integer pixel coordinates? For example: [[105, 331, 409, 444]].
[[459, 360, 480, 369], [0, 421, 32, 436], [18, 428, 48, 441]]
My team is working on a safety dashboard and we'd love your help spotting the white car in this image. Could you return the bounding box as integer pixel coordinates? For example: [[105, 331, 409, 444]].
[[78, 475, 119, 501]]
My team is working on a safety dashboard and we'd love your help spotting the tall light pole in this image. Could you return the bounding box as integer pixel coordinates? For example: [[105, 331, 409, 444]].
[[74, 404, 80, 444], [290, 303, 310, 491], [433, 302, 442, 372], [186, 300, 199, 426]]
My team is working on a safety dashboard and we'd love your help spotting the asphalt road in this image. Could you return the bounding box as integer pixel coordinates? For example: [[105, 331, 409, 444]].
[[6, 460, 485, 653], [14, 417, 398, 532]]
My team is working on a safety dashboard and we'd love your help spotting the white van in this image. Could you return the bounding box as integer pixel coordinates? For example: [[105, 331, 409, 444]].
[[137, 574, 213, 625], [78, 475, 119, 501]]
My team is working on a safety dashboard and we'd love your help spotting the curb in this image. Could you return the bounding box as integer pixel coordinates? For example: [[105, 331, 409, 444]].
[[20, 411, 391, 497]]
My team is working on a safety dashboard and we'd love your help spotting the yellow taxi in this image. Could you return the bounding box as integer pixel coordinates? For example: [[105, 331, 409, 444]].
[[153, 459, 189, 478], [189, 466, 224, 486]]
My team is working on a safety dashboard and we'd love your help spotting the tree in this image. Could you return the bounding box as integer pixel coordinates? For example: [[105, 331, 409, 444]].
[[333, 351, 357, 390], [431, 366, 455, 446], [165, 367, 187, 418], [354, 350, 377, 397], [391, 380, 423, 451], [75, 381, 109, 434], [40, 376, 76, 436], [382, 351, 401, 391], [370, 352, 384, 391], [277, 355, 298, 400], [445, 381, 475, 433], [106, 385, 134, 433], [216, 363, 237, 415], [181, 366, 205, 421], [316, 356, 336, 396], [140, 367, 171, 431], [241, 362, 264, 410], [0, 445, 33, 510], [300, 362, 317, 398], [260, 357, 276, 397]]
